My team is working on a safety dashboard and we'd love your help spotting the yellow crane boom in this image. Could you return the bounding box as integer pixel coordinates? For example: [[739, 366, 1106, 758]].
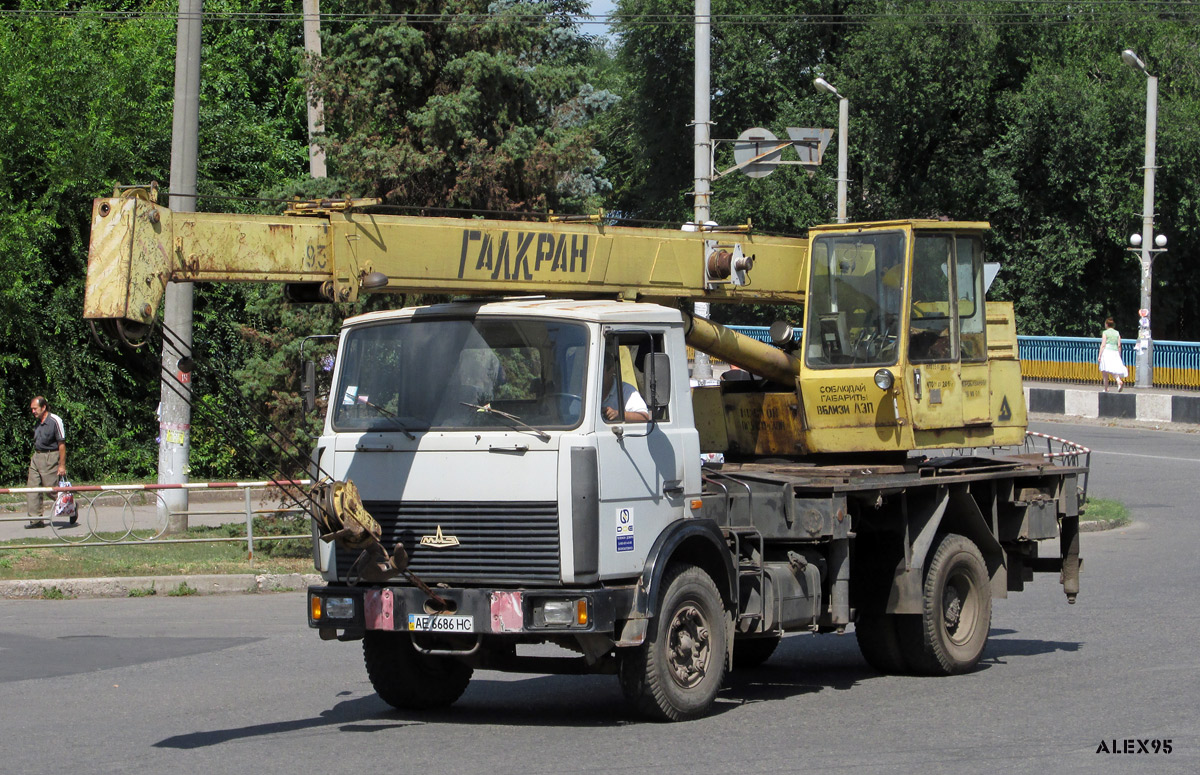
[[84, 192, 811, 337]]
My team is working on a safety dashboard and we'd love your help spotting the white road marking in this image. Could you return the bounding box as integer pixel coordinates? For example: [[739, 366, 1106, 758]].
[[1092, 450, 1200, 463]]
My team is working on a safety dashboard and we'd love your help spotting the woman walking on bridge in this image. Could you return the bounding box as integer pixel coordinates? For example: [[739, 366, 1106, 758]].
[[1098, 318, 1127, 392]]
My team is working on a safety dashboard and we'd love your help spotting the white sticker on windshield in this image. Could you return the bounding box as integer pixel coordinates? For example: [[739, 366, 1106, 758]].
[[342, 386, 358, 405]]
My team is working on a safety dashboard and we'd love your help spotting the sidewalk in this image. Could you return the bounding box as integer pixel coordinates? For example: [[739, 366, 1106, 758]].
[[1024, 380, 1200, 426]]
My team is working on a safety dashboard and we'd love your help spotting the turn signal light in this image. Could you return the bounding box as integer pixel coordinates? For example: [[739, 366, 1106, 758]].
[[576, 598, 589, 626], [310, 594, 322, 622]]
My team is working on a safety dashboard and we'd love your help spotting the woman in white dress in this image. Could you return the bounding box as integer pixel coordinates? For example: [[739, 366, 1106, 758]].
[[1098, 317, 1127, 392]]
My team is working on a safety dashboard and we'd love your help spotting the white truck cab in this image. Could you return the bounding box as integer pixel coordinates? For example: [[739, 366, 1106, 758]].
[[312, 298, 702, 587]]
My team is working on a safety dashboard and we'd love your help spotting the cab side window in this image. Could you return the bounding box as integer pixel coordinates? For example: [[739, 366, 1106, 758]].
[[956, 237, 987, 362], [601, 332, 667, 423], [909, 236, 956, 363]]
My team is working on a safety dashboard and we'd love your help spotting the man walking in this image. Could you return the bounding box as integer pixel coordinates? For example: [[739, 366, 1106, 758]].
[[27, 396, 66, 529]]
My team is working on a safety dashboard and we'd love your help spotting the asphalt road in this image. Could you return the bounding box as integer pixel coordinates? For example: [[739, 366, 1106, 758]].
[[1, 418, 1197, 775]]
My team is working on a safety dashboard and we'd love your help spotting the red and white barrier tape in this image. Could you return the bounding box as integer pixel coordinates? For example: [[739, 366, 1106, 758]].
[[0, 479, 311, 495]]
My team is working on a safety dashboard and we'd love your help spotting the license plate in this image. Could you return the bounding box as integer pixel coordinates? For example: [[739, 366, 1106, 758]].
[[408, 613, 474, 633]]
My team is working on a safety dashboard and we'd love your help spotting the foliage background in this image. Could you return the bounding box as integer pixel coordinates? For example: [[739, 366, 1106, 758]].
[[2, 0, 1198, 483]]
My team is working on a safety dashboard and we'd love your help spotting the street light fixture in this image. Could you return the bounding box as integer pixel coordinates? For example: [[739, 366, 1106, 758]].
[[813, 77, 849, 224], [1122, 48, 1160, 388]]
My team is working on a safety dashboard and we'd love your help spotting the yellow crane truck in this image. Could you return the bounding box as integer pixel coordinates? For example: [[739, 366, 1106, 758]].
[[85, 189, 1085, 721]]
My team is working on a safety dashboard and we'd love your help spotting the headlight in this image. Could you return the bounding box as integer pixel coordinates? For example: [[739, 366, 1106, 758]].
[[533, 598, 589, 628], [873, 368, 895, 391], [323, 596, 356, 619]]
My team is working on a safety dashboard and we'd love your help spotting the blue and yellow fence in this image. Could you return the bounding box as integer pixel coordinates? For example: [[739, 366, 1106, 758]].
[[687, 325, 1200, 391], [1019, 336, 1200, 390]]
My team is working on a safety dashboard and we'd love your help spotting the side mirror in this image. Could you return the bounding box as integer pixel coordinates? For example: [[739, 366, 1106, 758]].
[[646, 352, 672, 408], [302, 360, 317, 412]]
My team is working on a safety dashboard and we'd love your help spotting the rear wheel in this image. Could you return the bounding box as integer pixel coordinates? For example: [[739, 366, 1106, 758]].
[[898, 533, 992, 675], [618, 564, 728, 721], [363, 631, 473, 710]]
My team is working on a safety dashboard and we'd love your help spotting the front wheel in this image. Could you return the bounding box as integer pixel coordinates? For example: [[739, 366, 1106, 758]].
[[618, 564, 728, 721], [363, 631, 473, 710], [898, 533, 992, 675]]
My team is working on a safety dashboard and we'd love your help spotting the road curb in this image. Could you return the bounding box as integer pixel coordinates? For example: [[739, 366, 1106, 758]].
[[1079, 520, 1127, 533], [1025, 383, 1200, 426], [0, 572, 323, 600]]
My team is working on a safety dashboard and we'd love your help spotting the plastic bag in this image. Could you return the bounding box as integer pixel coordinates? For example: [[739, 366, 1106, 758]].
[[53, 477, 76, 522]]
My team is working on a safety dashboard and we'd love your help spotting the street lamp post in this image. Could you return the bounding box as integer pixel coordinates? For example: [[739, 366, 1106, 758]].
[[1122, 48, 1159, 388], [814, 77, 848, 224]]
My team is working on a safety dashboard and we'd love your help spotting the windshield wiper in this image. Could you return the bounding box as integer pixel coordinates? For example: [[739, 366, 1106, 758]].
[[459, 402, 551, 442], [357, 399, 416, 439]]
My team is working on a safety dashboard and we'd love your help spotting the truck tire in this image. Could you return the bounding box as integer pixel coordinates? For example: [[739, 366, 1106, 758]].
[[618, 564, 728, 721], [362, 631, 473, 710], [732, 635, 781, 669], [897, 533, 991, 675], [854, 614, 909, 674]]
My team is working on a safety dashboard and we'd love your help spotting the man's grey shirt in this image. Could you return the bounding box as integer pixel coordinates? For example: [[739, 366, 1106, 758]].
[[33, 413, 66, 452]]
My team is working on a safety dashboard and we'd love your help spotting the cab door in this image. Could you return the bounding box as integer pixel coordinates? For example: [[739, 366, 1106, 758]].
[[955, 236, 992, 425], [594, 329, 688, 578], [905, 234, 963, 432]]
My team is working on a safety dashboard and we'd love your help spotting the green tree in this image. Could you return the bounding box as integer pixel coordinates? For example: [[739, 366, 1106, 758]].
[[308, 0, 617, 212], [0, 0, 310, 484]]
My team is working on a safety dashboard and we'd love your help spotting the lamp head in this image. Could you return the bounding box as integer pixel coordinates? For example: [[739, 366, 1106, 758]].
[[1121, 49, 1147, 73], [813, 77, 842, 99], [1155, 233, 1167, 248], [1130, 233, 1142, 247]]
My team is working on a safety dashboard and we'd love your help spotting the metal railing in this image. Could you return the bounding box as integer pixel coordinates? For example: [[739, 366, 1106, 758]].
[[0, 480, 312, 557], [1019, 335, 1200, 389]]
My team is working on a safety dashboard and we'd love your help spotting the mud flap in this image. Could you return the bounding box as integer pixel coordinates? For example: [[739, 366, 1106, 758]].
[[1059, 514, 1081, 604]]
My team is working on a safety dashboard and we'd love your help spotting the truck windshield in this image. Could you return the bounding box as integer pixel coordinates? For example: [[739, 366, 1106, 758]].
[[332, 317, 589, 432], [805, 231, 906, 368]]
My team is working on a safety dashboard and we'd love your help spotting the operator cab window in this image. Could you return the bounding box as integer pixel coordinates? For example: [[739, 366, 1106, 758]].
[[601, 332, 667, 423], [805, 231, 905, 368]]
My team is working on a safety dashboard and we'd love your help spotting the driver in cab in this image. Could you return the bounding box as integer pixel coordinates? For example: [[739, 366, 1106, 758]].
[[602, 352, 650, 423]]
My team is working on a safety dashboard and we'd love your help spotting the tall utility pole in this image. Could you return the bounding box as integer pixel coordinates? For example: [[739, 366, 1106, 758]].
[[691, 0, 713, 379], [302, 0, 326, 178], [1122, 48, 1158, 388], [159, 0, 202, 533]]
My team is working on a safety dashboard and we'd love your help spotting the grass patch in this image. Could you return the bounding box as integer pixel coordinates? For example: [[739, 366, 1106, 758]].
[[168, 581, 199, 597], [0, 516, 313, 580], [1081, 497, 1130, 526], [128, 583, 157, 598], [40, 585, 70, 600]]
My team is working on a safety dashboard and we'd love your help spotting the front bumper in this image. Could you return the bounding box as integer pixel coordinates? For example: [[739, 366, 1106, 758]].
[[308, 584, 635, 637]]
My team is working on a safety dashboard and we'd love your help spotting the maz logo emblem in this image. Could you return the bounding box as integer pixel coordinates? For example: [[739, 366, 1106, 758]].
[[420, 525, 460, 548]]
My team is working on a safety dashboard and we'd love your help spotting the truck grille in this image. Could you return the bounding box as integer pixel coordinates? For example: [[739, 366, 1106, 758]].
[[335, 501, 561, 585]]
